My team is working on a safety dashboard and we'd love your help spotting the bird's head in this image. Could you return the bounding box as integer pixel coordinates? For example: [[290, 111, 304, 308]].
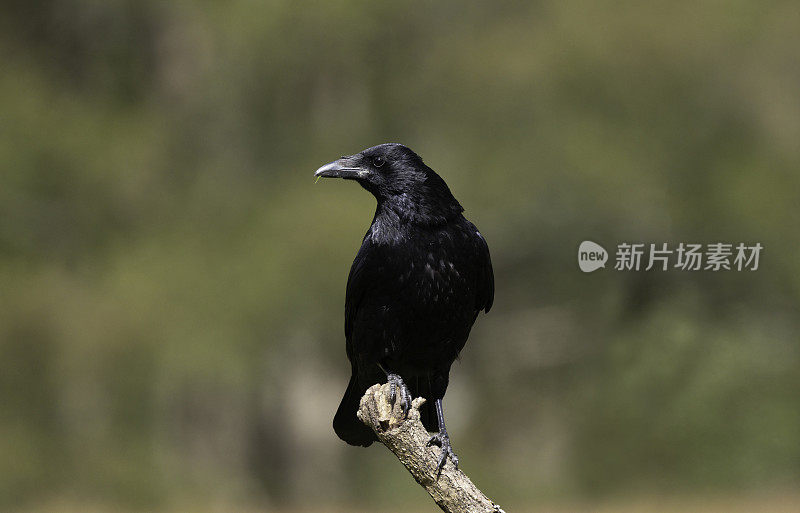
[[314, 143, 463, 224]]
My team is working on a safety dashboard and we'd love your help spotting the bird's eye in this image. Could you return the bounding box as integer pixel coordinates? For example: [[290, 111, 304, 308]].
[[372, 156, 385, 167]]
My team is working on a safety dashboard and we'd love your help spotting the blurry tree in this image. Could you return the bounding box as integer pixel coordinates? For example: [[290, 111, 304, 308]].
[[1, 0, 798, 511]]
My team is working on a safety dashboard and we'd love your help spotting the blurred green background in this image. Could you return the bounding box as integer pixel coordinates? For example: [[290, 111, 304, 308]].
[[2, 1, 799, 511]]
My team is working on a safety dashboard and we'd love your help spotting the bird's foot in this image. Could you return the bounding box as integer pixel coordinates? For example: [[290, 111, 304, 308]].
[[427, 429, 459, 477], [386, 373, 412, 418]]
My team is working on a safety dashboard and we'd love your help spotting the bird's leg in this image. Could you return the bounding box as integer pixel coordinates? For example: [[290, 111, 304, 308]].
[[385, 372, 412, 418], [426, 398, 459, 477]]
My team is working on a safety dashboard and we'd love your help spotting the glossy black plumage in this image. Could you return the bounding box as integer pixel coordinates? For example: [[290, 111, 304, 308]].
[[315, 143, 494, 453]]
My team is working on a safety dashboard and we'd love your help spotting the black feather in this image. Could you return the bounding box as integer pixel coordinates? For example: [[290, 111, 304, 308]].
[[324, 143, 494, 444]]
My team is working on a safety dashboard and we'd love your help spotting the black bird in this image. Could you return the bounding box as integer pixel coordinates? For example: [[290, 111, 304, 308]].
[[315, 143, 494, 473]]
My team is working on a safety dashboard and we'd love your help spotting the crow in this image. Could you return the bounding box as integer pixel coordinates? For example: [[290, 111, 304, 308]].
[[315, 143, 494, 473]]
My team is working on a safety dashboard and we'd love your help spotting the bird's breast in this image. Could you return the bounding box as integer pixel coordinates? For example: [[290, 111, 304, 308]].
[[366, 220, 478, 318]]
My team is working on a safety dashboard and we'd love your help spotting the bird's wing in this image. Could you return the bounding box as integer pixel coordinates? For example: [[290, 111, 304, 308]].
[[474, 230, 495, 313]]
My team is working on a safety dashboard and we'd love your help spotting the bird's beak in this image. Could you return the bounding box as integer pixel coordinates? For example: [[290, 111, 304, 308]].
[[314, 155, 369, 180]]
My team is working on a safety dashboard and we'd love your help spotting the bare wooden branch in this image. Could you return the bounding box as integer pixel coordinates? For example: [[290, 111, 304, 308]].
[[357, 383, 506, 513]]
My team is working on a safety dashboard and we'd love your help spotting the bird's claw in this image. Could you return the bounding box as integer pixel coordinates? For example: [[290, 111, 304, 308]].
[[427, 429, 459, 477], [386, 373, 412, 418]]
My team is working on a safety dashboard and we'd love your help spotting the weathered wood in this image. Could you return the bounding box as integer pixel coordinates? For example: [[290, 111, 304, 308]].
[[357, 383, 506, 513]]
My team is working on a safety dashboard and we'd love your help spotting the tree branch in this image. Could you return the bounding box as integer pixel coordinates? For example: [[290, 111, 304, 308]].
[[357, 383, 506, 513]]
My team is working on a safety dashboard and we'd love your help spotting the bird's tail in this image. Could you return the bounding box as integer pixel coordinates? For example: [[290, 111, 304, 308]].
[[333, 374, 377, 446], [413, 375, 439, 434]]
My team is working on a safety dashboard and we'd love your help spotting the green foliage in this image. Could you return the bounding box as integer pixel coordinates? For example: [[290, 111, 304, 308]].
[[1, 0, 798, 509]]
